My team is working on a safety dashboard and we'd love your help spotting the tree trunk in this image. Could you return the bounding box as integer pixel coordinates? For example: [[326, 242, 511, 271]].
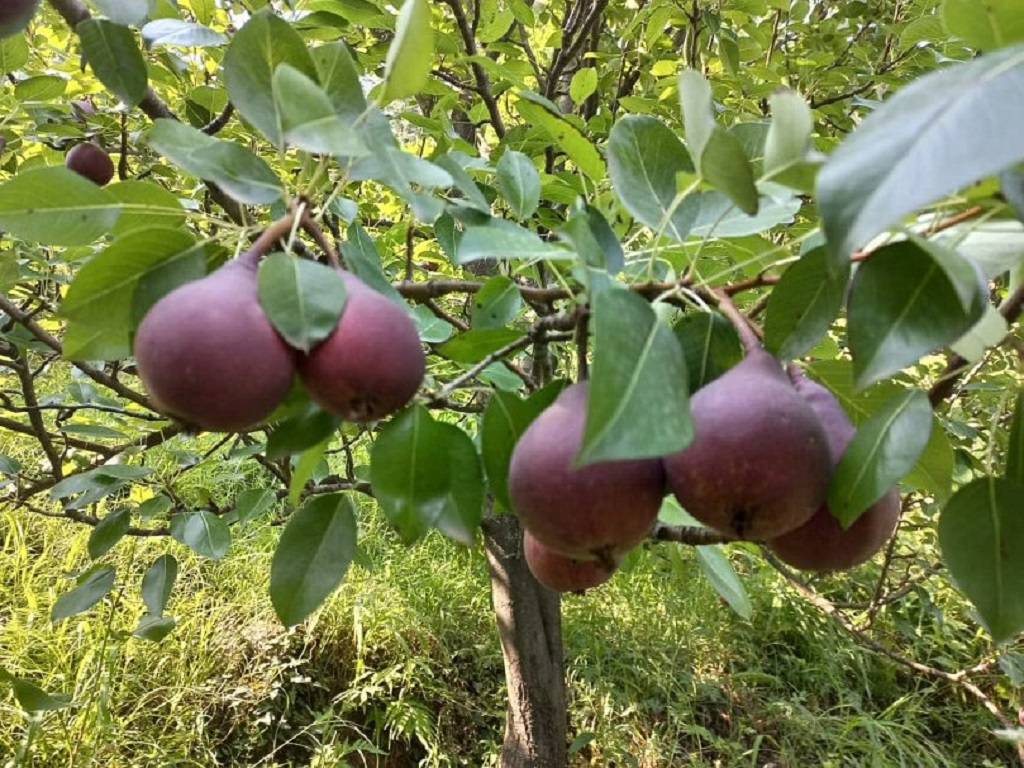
[[483, 515, 568, 768]]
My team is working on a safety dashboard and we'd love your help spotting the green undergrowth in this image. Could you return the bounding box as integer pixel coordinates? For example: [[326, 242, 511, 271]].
[[0, 497, 1018, 767]]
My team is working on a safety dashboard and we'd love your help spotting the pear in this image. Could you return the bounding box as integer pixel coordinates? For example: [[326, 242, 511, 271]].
[[66, 143, 114, 186], [299, 272, 425, 422], [508, 383, 665, 562], [0, 0, 39, 38], [134, 257, 296, 431], [523, 531, 618, 593], [663, 348, 832, 540], [767, 374, 901, 571]]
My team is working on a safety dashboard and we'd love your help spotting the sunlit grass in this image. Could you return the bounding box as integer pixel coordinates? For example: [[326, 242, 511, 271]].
[[0, 476, 1016, 766]]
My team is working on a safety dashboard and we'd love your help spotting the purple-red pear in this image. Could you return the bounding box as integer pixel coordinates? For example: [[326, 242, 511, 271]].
[[508, 383, 665, 562], [0, 0, 39, 37], [523, 531, 617, 593], [299, 272, 425, 423], [66, 143, 114, 186], [134, 258, 296, 431], [663, 348, 832, 540], [767, 375, 901, 572]]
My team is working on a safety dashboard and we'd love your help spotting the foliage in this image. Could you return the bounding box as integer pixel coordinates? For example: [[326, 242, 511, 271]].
[[2, 0, 1024, 763]]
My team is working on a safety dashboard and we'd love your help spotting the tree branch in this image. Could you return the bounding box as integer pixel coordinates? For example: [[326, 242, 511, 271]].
[[439, 0, 506, 138]]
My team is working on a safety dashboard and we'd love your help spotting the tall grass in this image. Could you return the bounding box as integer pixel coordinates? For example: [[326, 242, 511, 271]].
[[1, 482, 1017, 766]]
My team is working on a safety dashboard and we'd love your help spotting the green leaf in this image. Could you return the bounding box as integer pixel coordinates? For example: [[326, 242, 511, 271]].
[[480, 382, 565, 510], [828, 390, 933, 527], [438, 328, 525, 364], [223, 11, 317, 147], [77, 19, 147, 107], [559, 204, 624, 275], [764, 247, 849, 361], [51, 566, 115, 622], [312, 42, 368, 121], [106, 181, 186, 236], [685, 187, 801, 238], [270, 493, 357, 626], [231, 488, 277, 525], [942, 0, 1024, 50], [50, 465, 153, 505], [141, 554, 178, 617], [380, 0, 433, 103], [848, 240, 987, 388], [266, 407, 341, 459], [62, 228, 203, 361], [0, 167, 121, 245], [289, 437, 332, 507], [516, 92, 606, 181], [673, 311, 742, 391], [950, 305, 1009, 363], [763, 90, 813, 180], [496, 151, 540, 220], [579, 289, 693, 464], [471, 276, 523, 330], [569, 68, 598, 104], [170, 511, 231, 560], [87, 508, 130, 559], [12, 680, 71, 712], [133, 614, 177, 642], [457, 218, 572, 263], [0, 35, 29, 74], [15, 75, 66, 102], [139, 494, 173, 520], [257, 252, 347, 352], [695, 546, 752, 620], [94, 0, 149, 26], [147, 119, 284, 205], [805, 360, 954, 501], [433, 153, 490, 212], [939, 477, 1024, 644], [273, 64, 367, 157], [607, 115, 696, 241], [142, 19, 226, 48], [369, 406, 484, 545], [818, 45, 1024, 266], [678, 69, 758, 214], [1007, 391, 1024, 485], [349, 147, 451, 223], [341, 223, 405, 304]]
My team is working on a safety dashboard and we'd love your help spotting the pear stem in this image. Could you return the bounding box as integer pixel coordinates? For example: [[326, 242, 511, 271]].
[[240, 212, 301, 267], [299, 211, 343, 270], [712, 289, 762, 354]]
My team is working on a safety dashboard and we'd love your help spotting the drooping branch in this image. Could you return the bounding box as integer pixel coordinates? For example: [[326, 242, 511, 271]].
[[0, 294, 154, 410]]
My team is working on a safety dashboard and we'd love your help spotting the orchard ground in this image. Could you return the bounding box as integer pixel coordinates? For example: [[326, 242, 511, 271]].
[[0, 435, 1015, 767]]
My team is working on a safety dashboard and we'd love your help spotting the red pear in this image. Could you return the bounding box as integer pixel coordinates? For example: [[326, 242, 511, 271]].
[[134, 257, 296, 431], [66, 143, 115, 186], [299, 272, 425, 422], [0, 0, 38, 37], [767, 374, 901, 572], [663, 348, 832, 540], [524, 531, 617, 593], [508, 383, 665, 562]]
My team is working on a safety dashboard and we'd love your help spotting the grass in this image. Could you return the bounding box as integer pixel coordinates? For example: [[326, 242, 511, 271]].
[[1, 480, 1020, 767]]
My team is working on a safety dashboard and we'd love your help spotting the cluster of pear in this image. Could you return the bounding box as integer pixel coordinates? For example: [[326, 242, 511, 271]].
[[509, 347, 900, 593], [134, 255, 425, 432]]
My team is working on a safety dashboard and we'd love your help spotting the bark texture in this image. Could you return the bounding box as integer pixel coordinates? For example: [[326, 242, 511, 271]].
[[483, 515, 568, 768]]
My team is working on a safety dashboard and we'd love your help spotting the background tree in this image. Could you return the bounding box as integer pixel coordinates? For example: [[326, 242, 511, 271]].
[[2, 0, 1024, 765]]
